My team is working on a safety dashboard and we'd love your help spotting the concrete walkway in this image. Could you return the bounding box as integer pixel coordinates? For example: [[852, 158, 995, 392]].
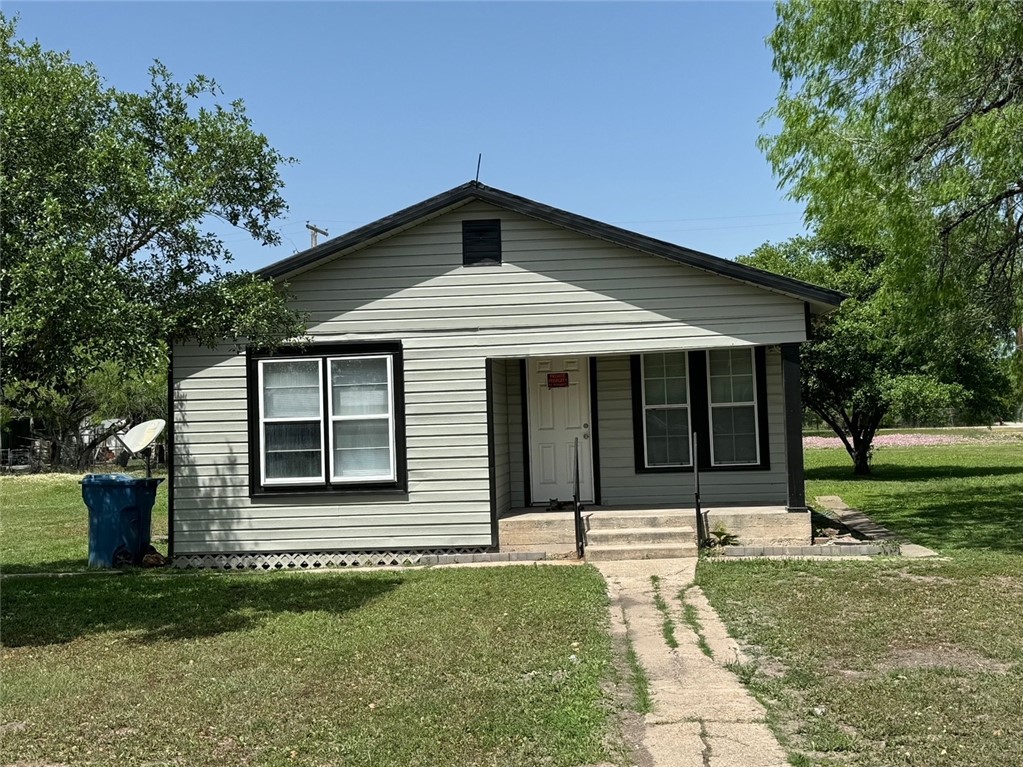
[[595, 559, 788, 767]]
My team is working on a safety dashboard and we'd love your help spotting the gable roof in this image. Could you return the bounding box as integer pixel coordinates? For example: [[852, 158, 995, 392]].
[[259, 181, 845, 311]]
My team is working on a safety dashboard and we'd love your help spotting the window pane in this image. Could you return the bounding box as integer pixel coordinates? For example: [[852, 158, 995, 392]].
[[733, 434, 758, 463], [712, 432, 736, 464], [645, 352, 687, 406], [264, 422, 321, 480], [665, 408, 688, 436], [732, 375, 755, 402], [732, 406, 756, 435], [711, 406, 757, 465], [666, 435, 690, 465], [730, 349, 753, 375], [710, 376, 732, 404], [333, 419, 392, 479], [644, 354, 665, 377], [645, 378, 666, 406], [665, 376, 687, 404], [332, 358, 390, 416], [708, 349, 731, 372], [335, 448, 392, 478], [647, 437, 669, 465], [645, 407, 690, 466], [645, 409, 668, 438], [711, 408, 732, 437], [663, 353, 686, 377], [263, 361, 320, 418]]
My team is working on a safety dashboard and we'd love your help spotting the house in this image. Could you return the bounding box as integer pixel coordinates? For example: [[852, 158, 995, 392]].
[[169, 182, 843, 568]]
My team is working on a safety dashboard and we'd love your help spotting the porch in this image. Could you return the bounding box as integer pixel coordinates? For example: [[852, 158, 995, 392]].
[[486, 346, 810, 558], [498, 504, 810, 560]]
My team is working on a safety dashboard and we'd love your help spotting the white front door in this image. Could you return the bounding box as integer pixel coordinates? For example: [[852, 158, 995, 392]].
[[527, 357, 594, 504]]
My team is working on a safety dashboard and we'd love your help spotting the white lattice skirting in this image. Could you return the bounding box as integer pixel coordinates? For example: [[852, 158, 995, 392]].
[[172, 548, 489, 571]]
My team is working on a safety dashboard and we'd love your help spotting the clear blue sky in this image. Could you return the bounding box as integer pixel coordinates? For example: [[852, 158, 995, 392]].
[[8, 1, 806, 272]]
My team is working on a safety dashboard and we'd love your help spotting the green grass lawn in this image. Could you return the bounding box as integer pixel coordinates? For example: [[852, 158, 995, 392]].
[[0, 473, 626, 766], [1, 566, 621, 767], [0, 471, 168, 573], [698, 444, 1023, 767]]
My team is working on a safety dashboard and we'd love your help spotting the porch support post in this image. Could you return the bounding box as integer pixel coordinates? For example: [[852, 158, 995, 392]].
[[781, 343, 806, 512], [485, 358, 500, 550]]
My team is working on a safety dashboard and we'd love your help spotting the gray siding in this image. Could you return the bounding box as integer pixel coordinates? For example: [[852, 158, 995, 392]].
[[173, 345, 493, 554], [595, 351, 788, 506], [173, 200, 803, 554], [285, 200, 807, 354]]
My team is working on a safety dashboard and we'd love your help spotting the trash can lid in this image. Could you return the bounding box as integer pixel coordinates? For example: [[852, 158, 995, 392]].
[[80, 473, 140, 485]]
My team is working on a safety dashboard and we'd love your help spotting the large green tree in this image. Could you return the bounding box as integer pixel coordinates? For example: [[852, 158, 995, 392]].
[[0, 18, 305, 466], [763, 0, 1023, 324], [742, 237, 1011, 474]]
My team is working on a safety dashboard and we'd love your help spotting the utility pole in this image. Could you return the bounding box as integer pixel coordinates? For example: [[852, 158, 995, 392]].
[[305, 222, 328, 248]]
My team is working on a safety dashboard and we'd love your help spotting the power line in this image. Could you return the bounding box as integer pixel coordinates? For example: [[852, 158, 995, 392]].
[[612, 212, 803, 225], [642, 220, 808, 235]]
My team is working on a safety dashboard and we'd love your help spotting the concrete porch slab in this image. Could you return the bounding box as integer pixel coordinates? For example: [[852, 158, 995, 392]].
[[499, 504, 811, 556]]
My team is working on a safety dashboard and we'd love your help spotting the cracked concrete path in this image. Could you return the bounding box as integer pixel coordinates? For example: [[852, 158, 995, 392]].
[[595, 559, 788, 767]]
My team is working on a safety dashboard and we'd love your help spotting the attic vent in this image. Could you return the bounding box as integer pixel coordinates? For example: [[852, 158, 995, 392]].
[[462, 219, 502, 266]]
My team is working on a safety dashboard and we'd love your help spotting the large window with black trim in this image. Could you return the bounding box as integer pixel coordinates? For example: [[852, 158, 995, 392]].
[[707, 348, 759, 466], [640, 352, 692, 467], [632, 348, 769, 473], [248, 343, 406, 495]]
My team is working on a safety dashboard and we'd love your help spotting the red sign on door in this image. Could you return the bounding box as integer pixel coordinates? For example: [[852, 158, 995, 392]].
[[547, 372, 569, 388]]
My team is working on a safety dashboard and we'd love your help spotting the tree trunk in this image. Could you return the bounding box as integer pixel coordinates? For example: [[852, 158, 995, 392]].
[[852, 446, 872, 475]]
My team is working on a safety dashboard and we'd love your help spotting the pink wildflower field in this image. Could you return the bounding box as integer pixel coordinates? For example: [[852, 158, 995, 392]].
[[803, 431, 1022, 450]]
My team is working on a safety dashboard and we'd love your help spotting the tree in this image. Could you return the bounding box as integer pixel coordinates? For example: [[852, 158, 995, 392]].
[[0, 18, 306, 467], [741, 237, 1011, 474], [762, 0, 1023, 325], [32, 361, 167, 470]]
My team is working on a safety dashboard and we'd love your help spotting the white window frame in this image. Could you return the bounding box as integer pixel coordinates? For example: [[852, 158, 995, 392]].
[[641, 352, 693, 468], [257, 358, 325, 487], [706, 348, 760, 467], [327, 354, 396, 484]]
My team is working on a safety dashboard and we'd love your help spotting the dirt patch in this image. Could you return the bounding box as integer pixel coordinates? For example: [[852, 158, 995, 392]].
[[879, 646, 1012, 675], [3, 761, 70, 767], [0, 722, 27, 735], [991, 575, 1023, 592], [892, 572, 955, 585], [749, 653, 788, 680]]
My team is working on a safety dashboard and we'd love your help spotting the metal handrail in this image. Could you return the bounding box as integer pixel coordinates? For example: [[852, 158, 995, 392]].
[[693, 432, 707, 547], [573, 437, 585, 558]]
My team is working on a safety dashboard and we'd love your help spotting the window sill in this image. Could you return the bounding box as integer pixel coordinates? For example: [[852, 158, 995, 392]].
[[634, 463, 771, 474], [250, 486, 409, 500]]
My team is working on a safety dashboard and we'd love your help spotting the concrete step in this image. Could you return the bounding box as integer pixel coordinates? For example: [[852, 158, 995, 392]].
[[584, 542, 698, 561], [586, 512, 698, 530], [586, 527, 695, 546]]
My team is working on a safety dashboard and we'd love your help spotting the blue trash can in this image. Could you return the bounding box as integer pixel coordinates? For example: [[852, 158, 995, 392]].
[[81, 474, 164, 567]]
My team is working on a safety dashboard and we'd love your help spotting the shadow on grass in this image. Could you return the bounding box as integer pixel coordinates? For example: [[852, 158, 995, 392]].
[[1, 571, 403, 648], [864, 485, 1023, 555], [1, 559, 91, 574], [806, 463, 1023, 483]]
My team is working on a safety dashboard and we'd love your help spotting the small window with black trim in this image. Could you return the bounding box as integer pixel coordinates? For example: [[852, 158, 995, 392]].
[[248, 343, 406, 495], [462, 219, 502, 266]]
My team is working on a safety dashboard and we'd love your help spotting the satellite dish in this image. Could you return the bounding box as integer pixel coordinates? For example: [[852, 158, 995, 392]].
[[120, 419, 166, 454], [117, 419, 166, 476]]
